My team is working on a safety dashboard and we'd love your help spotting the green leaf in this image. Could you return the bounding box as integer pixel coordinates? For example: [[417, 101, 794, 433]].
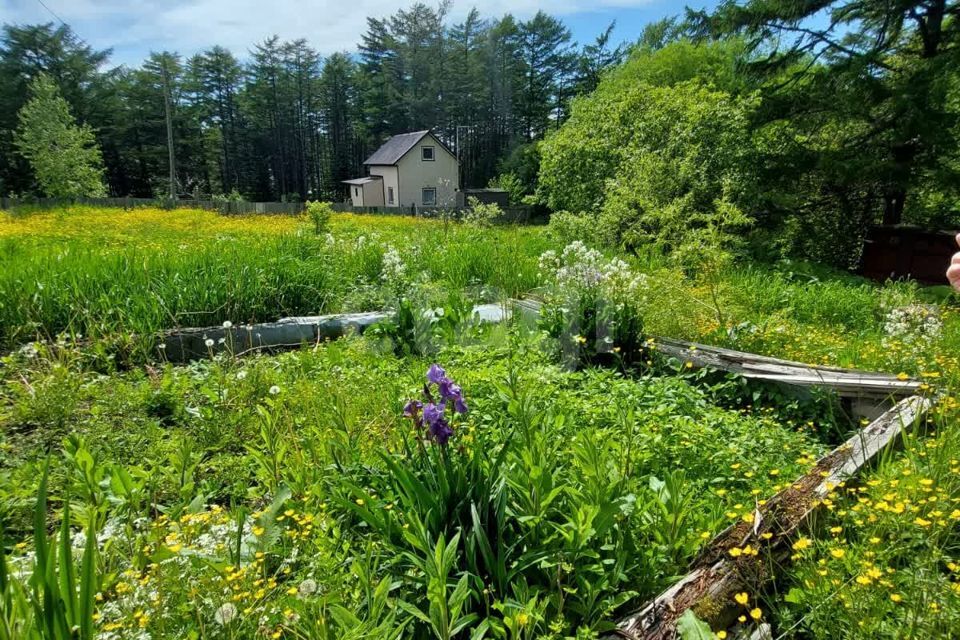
[[676, 609, 715, 640], [78, 511, 98, 640], [784, 587, 805, 604]]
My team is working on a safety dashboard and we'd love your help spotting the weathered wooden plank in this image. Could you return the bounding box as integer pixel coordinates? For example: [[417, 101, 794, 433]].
[[609, 394, 931, 640], [651, 337, 921, 399]]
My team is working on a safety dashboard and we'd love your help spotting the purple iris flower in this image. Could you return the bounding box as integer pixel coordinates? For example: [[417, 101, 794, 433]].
[[403, 364, 468, 446], [428, 417, 454, 445], [403, 400, 423, 428], [437, 378, 458, 400], [426, 364, 447, 385], [423, 402, 445, 427]]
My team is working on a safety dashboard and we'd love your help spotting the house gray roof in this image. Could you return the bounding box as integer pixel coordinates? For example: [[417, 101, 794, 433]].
[[364, 131, 430, 165], [364, 130, 456, 166]]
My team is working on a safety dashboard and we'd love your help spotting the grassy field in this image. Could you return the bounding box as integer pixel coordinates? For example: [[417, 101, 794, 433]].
[[2, 206, 960, 639], [0, 207, 549, 361]]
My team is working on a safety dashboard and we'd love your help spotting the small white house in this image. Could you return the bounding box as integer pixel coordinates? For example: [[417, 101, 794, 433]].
[[345, 130, 459, 208]]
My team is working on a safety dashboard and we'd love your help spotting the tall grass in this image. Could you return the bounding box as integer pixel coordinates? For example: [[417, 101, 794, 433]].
[[0, 208, 549, 354]]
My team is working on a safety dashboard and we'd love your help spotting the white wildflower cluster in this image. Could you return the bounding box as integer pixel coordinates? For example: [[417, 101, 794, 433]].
[[539, 241, 648, 301], [18, 342, 39, 358], [380, 245, 407, 285], [883, 304, 942, 349]]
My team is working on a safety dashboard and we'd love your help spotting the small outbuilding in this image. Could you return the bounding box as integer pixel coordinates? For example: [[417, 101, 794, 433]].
[[344, 130, 459, 209], [343, 176, 384, 207]]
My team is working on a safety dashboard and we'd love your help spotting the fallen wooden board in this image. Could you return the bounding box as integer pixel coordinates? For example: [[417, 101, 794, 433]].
[[502, 299, 920, 401], [609, 394, 932, 640], [651, 336, 921, 400]]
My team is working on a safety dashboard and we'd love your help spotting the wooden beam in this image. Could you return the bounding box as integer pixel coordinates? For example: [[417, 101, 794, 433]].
[[651, 337, 922, 399], [609, 394, 932, 640]]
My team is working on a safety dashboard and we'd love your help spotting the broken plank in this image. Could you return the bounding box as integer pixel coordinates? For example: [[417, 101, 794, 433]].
[[608, 394, 932, 640], [651, 337, 921, 399]]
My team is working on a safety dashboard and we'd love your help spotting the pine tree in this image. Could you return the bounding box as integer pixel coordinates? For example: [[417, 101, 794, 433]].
[[516, 12, 574, 139], [320, 52, 362, 197], [15, 74, 106, 198], [186, 46, 244, 193]]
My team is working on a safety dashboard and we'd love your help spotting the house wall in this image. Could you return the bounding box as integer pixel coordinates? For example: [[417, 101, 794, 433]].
[[395, 134, 459, 208], [362, 180, 385, 207], [349, 184, 364, 207], [368, 165, 399, 207]]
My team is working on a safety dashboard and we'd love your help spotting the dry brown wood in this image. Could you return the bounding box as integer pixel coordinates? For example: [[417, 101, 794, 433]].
[[609, 394, 932, 640], [651, 337, 921, 399]]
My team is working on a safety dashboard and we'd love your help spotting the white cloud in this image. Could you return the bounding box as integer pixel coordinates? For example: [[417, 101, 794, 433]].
[[4, 0, 658, 66]]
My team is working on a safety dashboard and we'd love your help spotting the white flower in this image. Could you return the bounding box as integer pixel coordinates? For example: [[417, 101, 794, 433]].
[[19, 343, 39, 358], [236, 370, 248, 381], [298, 578, 318, 598], [222, 320, 233, 329], [380, 246, 406, 285], [204, 338, 215, 348], [214, 602, 238, 625], [269, 385, 281, 395]]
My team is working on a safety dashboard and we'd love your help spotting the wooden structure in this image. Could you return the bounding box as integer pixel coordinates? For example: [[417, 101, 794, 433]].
[[609, 394, 931, 639], [0, 196, 306, 215], [651, 336, 921, 419], [861, 225, 957, 285]]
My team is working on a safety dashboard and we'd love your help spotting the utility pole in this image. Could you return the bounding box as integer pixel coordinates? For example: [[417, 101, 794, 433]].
[[455, 124, 470, 190], [160, 56, 177, 201]]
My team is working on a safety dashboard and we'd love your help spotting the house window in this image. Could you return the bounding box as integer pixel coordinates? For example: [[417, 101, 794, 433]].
[[354, 187, 359, 197], [387, 186, 395, 204], [421, 146, 435, 161], [422, 187, 437, 206]]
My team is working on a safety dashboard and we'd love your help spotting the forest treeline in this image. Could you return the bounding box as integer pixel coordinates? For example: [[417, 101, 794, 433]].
[[0, 3, 624, 201]]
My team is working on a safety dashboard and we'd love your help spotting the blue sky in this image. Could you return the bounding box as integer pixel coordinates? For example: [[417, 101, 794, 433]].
[[1, 0, 722, 68]]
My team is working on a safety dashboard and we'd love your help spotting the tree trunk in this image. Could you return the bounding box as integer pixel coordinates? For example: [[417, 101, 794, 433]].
[[882, 188, 906, 225]]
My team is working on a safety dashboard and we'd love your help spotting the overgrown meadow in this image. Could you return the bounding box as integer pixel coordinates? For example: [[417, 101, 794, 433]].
[[2, 206, 960, 639]]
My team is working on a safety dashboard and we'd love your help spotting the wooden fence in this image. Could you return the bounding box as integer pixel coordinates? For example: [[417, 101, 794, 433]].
[[0, 197, 534, 222], [860, 225, 958, 285], [330, 202, 533, 222], [0, 196, 306, 215]]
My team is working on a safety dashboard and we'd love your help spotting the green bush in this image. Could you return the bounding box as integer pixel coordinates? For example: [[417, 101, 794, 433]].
[[306, 200, 334, 235]]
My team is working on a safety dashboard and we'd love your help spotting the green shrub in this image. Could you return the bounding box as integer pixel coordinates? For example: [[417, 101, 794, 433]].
[[462, 197, 503, 227], [306, 200, 334, 235]]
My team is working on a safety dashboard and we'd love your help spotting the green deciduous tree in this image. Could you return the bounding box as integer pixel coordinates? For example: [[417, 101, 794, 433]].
[[14, 74, 106, 198]]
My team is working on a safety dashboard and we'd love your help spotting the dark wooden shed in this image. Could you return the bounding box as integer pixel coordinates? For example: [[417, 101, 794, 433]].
[[456, 188, 509, 208], [860, 226, 958, 285]]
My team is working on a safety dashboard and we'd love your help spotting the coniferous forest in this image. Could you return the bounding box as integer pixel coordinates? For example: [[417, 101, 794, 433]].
[[0, 4, 624, 201]]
